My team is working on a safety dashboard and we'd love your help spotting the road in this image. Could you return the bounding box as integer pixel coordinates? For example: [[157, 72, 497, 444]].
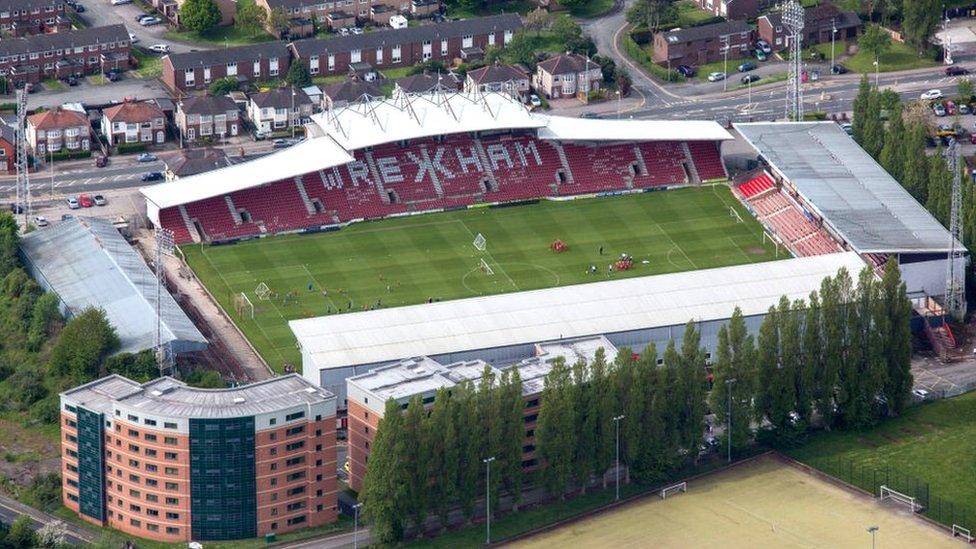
[[0, 493, 98, 545]]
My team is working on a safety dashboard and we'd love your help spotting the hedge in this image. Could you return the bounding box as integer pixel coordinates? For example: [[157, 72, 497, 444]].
[[117, 142, 147, 154], [49, 149, 92, 162], [622, 32, 680, 83]]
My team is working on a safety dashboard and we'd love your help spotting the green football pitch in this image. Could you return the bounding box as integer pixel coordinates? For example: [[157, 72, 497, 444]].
[[182, 186, 780, 372]]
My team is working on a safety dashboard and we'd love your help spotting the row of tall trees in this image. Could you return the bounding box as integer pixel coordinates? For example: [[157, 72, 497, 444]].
[[361, 263, 914, 543]]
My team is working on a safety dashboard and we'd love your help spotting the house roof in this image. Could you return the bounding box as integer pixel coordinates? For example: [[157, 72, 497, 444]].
[[762, 2, 861, 29], [0, 118, 16, 146], [27, 107, 87, 130], [536, 53, 599, 75], [102, 100, 163, 123], [6, 0, 66, 11], [178, 94, 238, 115], [323, 80, 383, 103], [249, 87, 312, 108], [0, 24, 128, 58], [466, 63, 528, 84], [662, 19, 752, 43], [164, 41, 289, 71], [164, 147, 230, 177], [290, 14, 522, 58], [395, 72, 460, 93]]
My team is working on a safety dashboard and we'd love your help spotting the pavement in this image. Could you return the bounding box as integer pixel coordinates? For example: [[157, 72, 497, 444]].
[[0, 493, 98, 546]]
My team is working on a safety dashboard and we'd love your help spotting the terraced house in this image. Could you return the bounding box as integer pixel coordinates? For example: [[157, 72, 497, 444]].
[[0, 0, 70, 36], [162, 42, 291, 94], [0, 24, 130, 85], [60, 374, 339, 542], [175, 94, 241, 142]]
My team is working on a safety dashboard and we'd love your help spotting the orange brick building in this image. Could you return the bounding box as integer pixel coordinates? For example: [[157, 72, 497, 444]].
[[344, 336, 616, 492], [60, 374, 338, 542]]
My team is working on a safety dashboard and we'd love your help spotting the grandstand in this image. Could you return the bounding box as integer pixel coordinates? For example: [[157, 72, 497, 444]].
[[141, 92, 731, 245]]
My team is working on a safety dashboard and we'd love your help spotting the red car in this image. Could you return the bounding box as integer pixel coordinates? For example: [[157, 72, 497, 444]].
[[946, 100, 956, 115], [78, 194, 93, 208]]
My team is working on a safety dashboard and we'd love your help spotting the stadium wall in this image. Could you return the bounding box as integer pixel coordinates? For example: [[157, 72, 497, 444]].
[[899, 255, 964, 298]]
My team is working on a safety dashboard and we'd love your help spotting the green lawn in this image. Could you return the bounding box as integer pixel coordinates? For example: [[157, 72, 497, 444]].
[[41, 79, 64, 92], [843, 39, 938, 74], [675, 0, 720, 26], [449, 0, 536, 19], [789, 391, 976, 532], [131, 49, 162, 79], [182, 187, 776, 373], [165, 4, 273, 47], [569, 0, 615, 19]]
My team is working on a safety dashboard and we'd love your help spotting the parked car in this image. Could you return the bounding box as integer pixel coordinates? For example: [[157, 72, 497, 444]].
[[912, 388, 929, 399], [933, 103, 947, 116], [946, 66, 968, 76], [79, 194, 93, 208], [94, 155, 108, 168], [93, 194, 107, 206], [33, 216, 48, 227], [740, 74, 761, 85], [961, 103, 972, 115], [830, 64, 848, 75], [73, 3, 84, 11], [66, 196, 79, 209], [8, 203, 23, 214], [136, 13, 152, 21], [272, 138, 296, 149], [580, 112, 601, 119], [139, 16, 162, 26], [946, 100, 957, 115], [110, 0, 132, 5], [104, 70, 121, 82], [129, 32, 139, 43], [737, 62, 756, 73], [920, 89, 944, 100], [148, 44, 170, 54], [338, 27, 350, 36], [936, 124, 958, 137], [529, 94, 542, 107], [61, 214, 73, 221], [677, 64, 696, 77], [137, 152, 157, 162], [350, 27, 364, 35], [840, 123, 853, 135], [756, 39, 772, 54], [61, 75, 78, 86], [141, 171, 163, 182], [754, 49, 767, 61], [707, 72, 726, 82]]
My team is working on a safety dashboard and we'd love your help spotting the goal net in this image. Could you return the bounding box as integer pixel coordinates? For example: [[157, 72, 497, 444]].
[[234, 292, 254, 319], [729, 206, 744, 223], [660, 481, 687, 499], [479, 258, 494, 276], [879, 485, 921, 512], [953, 524, 974, 542], [255, 282, 273, 301], [473, 232, 487, 251]]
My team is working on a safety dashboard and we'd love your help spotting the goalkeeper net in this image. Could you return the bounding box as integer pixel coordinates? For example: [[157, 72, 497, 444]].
[[479, 258, 494, 276], [234, 292, 254, 319]]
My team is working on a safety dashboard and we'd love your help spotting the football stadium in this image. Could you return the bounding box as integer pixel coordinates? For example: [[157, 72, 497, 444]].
[[139, 91, 961, 393]]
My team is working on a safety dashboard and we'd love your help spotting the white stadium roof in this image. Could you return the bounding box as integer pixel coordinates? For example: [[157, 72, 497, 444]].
[[140, 136, 353, 210], [736, 122, 960, 254], [538, 116, 733, 142], [291, 252, 866, 374]]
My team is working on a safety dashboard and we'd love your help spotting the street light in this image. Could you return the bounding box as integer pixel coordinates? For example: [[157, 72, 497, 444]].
[[613, 415, 625, 500], [867, 525, 879, 549], [615, 90, 621, 119], [291, 87, 297, 139], [830, 18, 837, 74], [873, 59, 880, 87], [483, 456, 496, 545], [352, 503, 363, 549], [721, 35, 730, 93], [725, 377, 737, 463]]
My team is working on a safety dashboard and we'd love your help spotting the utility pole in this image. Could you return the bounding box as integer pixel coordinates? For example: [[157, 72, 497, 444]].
[[613, 415, 625, 501], [830, 18, 837, 73], [483, 456, 496, 545], [944, 139, 966, 320], [726, 377, 737, 463], [291, 87, 296, 139], [783, 0, 805, 121]]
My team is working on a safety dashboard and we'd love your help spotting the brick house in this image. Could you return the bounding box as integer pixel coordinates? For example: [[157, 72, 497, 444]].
[[532, 53, 602, 101], [161, 42, 291, 95], [100, 100, 166, 147], [0, 25, 131, 85], [0, 0, 70, 36], [758, 2, 861, 50], [256, 0, 427, 33], [246, 87, 314, 135], [289, 14, 520, 78], [692, 0, 761, 20], [464, 62, 530, 96], [175, 95, 241, 142], [0, 119, 16, 173], [26, 107, 90, 156], [653, 20, 753, 67]]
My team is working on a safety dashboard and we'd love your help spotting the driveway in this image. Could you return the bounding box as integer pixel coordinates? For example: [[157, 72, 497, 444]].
[[72, 0, 198, 53], [26, 75, 169, 109]]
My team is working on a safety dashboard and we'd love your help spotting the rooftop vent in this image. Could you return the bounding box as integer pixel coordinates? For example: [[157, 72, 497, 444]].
[[233, 397, 246, 404], [150, 390, 164, 397], [304, 387, 317, 394]]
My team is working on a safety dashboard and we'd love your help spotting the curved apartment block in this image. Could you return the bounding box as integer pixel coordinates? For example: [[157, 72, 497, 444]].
[[60, 374, 338, 543]]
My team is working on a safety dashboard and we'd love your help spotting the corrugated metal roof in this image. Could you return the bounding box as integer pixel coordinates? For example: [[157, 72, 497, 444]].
[[19, 217, 207, 355], [736, 122, 960, 254], [293, 252, 866, 373]]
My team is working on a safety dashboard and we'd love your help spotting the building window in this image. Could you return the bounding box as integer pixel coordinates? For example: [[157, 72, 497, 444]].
[[164, 423, 177, 430], [285, 441, 305, 452], [285, 426, 305, 437], [285, 411, 305, 422], [287, 516, 306, 526]]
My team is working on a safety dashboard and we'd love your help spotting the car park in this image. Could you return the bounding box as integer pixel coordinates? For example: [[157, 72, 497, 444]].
[[141, 171, 163, 182], [737, 62, 756, 72], [137, 152, 157, 162], [933, 103, 947, 116], [34, 216, 48, 227], [707, 72, 726, 82], [740, 74, 760, 84], [946, 66, 968, 76], [677, 64, 696, 77], [920, 89, 944, 100], [93, 194, 107, 206], [66, 197, 79, 209], [148, 44, 170, 54]]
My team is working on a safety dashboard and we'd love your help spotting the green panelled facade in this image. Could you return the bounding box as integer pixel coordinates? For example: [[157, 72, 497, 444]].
[[189, 416, 257, 540], [76, 407, 106, 522]]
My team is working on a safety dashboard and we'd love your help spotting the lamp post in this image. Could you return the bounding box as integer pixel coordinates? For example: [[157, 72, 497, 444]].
[[613, 415, 625, 500], [873, 59, 879, 87], [49, 146, 54, 199], [615, 90, 621, 119], [867, 525, 879, 549], [483, 456, 496, 545], [725, 377, 736, 463], [830, 18, 837, 74], [291, 87, 296, 139], [721, 35, 730, 92], [352, 503, 363, 549]]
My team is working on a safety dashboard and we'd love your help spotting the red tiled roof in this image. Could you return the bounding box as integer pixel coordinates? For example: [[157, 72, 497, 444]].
[[102, 100, 164, 124], [27, 107, 87, 130]]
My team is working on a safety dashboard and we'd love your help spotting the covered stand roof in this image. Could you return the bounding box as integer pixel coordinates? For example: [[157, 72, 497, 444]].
[[539, 116, 733, 142], [736, 122, 960, 254], [292, 252, 866, 373], [18, 217, 207, 355]]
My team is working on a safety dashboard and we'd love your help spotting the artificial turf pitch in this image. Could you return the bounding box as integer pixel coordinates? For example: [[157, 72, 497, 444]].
[[182, 186, 779, 372]]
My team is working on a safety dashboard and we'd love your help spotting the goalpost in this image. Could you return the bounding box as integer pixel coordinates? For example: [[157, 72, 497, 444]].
[[879, 485, 922, 513], [473, 232, 487, 252], [479, 258, 495, 276], [659, 481, 687, 499], [729, 206, 744, 224], [953, 524, 974, 542], [234, 292, 254, 319]]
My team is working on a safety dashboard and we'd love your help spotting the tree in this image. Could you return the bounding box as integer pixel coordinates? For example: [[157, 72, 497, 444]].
[[862, 84, 885, 159], [208, 76, 239, 96], [851, 76, 871, 145], [524, 7, 552, 35], [179, 0, 221, 33], [0, 212, 19, 280], [499, 368, 524, 510], [571, 358, 595, 494], [958, 78, 974, 102], [589, 349, 616, 479], [48, 308, 119, 382], [426, 387, 457, 528], [361, 399, 407, 543], [286, 61, 312, 88], [902, 0, 940, 53], [754, 305, 781, 429], [537, 357, 574, 497], [184, 369, 227, 388], [552, 16, 582, 47], [236, 0, 267, 34], [710, 308, 755, 454], [104, 350, 158, 382], [27, 292, 60, 351], [475, 366, 502, 513], [453, 382, 480, 522], [6, 516, 36, 549], [879, 104, 905, 181], [926, 145, 952, 225], [501, 32, 535, 69], [901, 122, 930, 203], [859, 25, 892, 65], [626, 0, 677, 32], [676, 321, 706, 462], [401, 396, 429, 535], [268, 7, 290, 37], [879, 258, 913, 415], [615, 67, 632, 96]]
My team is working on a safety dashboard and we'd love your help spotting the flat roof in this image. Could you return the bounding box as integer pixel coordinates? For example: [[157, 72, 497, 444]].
[[62, 373, 334, 418], [140, 136, 353, 210], [736, 122, 960, 254], [293, 252, 866, 373], [539, 116, 733, 142]]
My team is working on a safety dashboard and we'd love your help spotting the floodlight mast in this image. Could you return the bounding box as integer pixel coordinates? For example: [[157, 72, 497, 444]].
[[783, 0, 805, 121]]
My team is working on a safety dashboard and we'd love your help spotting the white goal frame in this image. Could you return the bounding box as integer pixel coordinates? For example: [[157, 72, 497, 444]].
[[236, 292, 254, 319], [879, 485, 921, 513], [255, 282, 272, 301], [479, 258, 494, 276], [473, 232, 487, 251], [953, 524, 974, 542], [660, 481, 687, 499], [729, 206, 744, 224]]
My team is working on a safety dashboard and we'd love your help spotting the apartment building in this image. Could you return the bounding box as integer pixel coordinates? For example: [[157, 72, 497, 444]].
[[758, 2, 861, 50], [255, 0, 430, 34], [60, 374, 338, 542], [100, 100, 167, 147], [289, 14, 521, 78], [691, 0, 761, 20], [0, 24, 131, 85], [175, 95, 241, 142], [26, 106, 90, 156], [652, 20, 753, 67], [162, 42, 291, 94], [0, 0, 70, 36]]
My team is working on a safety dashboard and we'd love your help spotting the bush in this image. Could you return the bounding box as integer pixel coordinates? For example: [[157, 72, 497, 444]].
[[208, 76, 239, 96], [116, 142, 147, 155], [20, 472, 61, 513], [623, 32, 679, 83], [48, 149, 91, 162], [185, 369, 227, 388]]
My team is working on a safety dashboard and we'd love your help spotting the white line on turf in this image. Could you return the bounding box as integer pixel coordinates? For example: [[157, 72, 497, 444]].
[[454, 219, 520, 292]]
